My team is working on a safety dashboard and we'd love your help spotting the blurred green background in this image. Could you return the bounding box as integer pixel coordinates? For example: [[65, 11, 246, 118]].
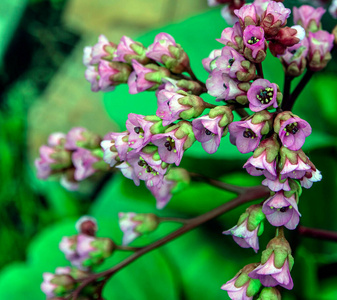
[[0, 0, 337, 299]]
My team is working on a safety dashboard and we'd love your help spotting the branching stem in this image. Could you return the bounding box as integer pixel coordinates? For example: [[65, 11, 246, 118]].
[[298, 226, 337, 242], [72, 185, 269, 299]]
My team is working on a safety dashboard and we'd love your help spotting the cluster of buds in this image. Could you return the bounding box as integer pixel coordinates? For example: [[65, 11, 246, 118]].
[[35, 128, 109, 190], [59, 216, 115, 270], [41, 217, 113, 299], [83, 33, 203, 93], [280, 5, 335, 76]]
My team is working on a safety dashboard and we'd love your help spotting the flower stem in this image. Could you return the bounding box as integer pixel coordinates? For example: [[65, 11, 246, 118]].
[[283, 70, 314, 111], [282, 74, 293, 108], [189, 172, 254, 195], [256, 63, 264, 78], [71, 185, 269, 299], [115, 245, 142, 252], [159, 217, 189, 224], [298, 226, 337, 242]]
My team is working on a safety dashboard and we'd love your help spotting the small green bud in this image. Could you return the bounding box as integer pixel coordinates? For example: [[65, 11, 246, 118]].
[[257, 287, 281, 300]]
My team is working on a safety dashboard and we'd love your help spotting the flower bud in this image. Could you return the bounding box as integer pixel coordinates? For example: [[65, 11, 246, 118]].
[[101, 131, 129, 167], [209, 105, 234, 127], [257, 287, 282, 300], [114, 36, 150, 64], [76, 216, 98, 236], [65, 127, 101, 151], [269, 27, 302, 57], [234, 4, 259, 29], [216, 22, 243, 51], [163, 45, 190, 74], [41, 271, 76, 298], [119, 212, 159, 244]]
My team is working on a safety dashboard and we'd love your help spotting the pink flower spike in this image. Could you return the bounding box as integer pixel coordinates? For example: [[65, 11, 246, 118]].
[[192, 115, 224, 154], [228, 119, 263, 154], [262, 192, 301, 230], [278, 116, 312, 151], [126, 113, 153, 151], [293, 5, 326, 32], [146, 33, 176, 63], [72, 148, 99, 181], [247, 79, 278, 112]]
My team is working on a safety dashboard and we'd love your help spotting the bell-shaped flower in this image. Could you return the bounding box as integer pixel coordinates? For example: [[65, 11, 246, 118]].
[[308, 30, 334, 71], [280, 37, 309, 77], [229, 119, 264, 154], [206, 71, 249, 102], [118, 212, 159, 244], [262, 177, 291, 192], [72, 148, 100, 181], [151, 121, 195, 166], [249, 235, 294, 290], [217, 22, 243, 51], [87, 34, 117, 65], [128, 60, 171, 94], [146, 33, 177, 62], [101, 131, 129, 167], [253, 0, 269, 18], [262, 191, 301, 230], [274, 111, 312, 151], [202, 49, 222, 73], [223, 204, 265, 253], [234, 4, 259, 29], [293, 5, 326, 32], [65, 127, 101, 150], [221, 263, 262, 300], [260, 1, 291, 37], [243, 25, 267, 62], [247, 79, 279, 112]]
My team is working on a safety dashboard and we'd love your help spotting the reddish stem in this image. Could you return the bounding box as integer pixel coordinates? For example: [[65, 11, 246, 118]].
[[298, 226, 337, 242]]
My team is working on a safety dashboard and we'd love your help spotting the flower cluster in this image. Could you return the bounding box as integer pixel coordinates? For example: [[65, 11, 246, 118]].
[[280, 5, 334, 75], [83, 33, 200, 93], [35, 127, 109, 190], [41, 217, 114, 299]]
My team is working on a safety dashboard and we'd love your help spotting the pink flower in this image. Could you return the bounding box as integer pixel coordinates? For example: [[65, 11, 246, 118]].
[[101, 131, 129, 166], [84, 65, 100, 92], [253, 0, 269, 18], [300, 168, 322, 189], [35, 145, 57, 179], [216, 22, 243, 51], [72, 148, 99, 181], [262, 192, 301, 230], [329, 0, 337, 19], [65, 127, 94, 151], [48, 133, 66, 147], [41, 269, 75, 298], [249, 252, 294, 289], [113, 36, 148, 64], [202, 49, 222, 73], [223, 219, 261, 253], [308, 30, 335, 71], [262, 177, 291, 192], [156, 90, 185, 126], [89, 34, 116, 64], [192, 115, 224, 154], [243, 152, 277, 180], [126, 113, 153, 151], [221, 263, 262, 300], [279, 152, 311, 181], [234, 4, 259, 28], [261, 1, 291, 36], [278, 116, 312, 151], [293, 5, 326, 32], [215, 46, 245, 79], [146, 33, 177, 63], [206, 70, 245, 101], [247, 79, 278, 112], [243, 25, 267, 62], [228, 119, 263, 153], [151, 130, 187, 166]]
